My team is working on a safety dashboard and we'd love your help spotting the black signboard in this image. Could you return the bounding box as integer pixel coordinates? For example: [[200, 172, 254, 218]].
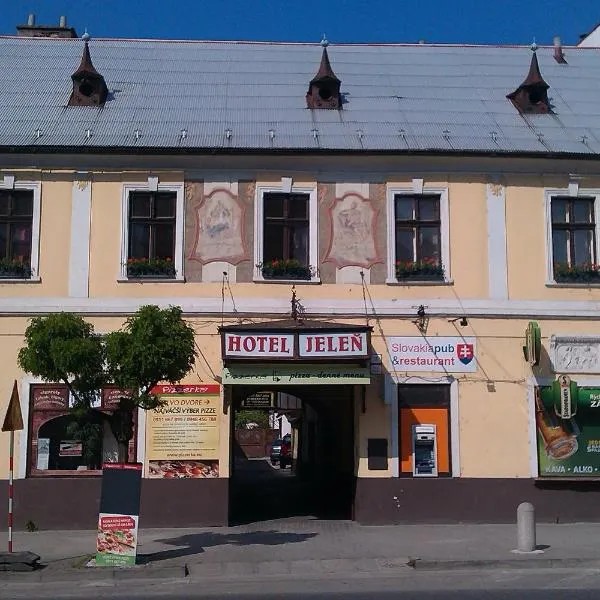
[[367, 438, 388, 471], [242, 391, 275, 409], [96, 463, 142, 566]]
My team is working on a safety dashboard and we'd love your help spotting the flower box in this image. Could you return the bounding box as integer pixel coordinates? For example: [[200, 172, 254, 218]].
[[0, 259, 32, 279], [395, 260, 444, 281], [259, 259, 314, 280], [554, 263, 600, 284], [126, 258, 176, 279]]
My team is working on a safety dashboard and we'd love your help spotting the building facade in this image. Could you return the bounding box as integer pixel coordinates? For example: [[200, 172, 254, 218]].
[[1, 32, 600, 528]]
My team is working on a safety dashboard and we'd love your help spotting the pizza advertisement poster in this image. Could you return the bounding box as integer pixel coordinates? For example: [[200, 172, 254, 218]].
[[146, 385, 221, 477], [148, 459, 219, 479], [95, 513, 139, 567]]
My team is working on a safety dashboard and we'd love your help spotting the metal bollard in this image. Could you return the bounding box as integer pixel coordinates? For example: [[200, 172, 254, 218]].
[[517, 502, 536, 552]]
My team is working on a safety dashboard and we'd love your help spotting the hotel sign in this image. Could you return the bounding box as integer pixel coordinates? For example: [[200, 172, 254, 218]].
[[224, 333, 294, 358], [223, 330, 369, 360], [223, 364, 371, 385]]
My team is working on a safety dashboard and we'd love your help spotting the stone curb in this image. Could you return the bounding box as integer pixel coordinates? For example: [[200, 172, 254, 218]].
[[411, 558, 600, 571], [1, 556, 600, 584], [0, 564, 188, 583]]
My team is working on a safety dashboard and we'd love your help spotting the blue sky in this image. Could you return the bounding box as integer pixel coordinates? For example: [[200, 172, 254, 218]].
[[0, 0, 598, 45]]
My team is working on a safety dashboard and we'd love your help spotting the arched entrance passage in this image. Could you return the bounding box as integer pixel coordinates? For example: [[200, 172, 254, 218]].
[[229, 384, 355, 524]]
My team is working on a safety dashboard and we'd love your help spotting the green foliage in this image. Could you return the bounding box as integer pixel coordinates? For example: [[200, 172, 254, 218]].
[[66, 410, 104, 468], [18, 306, 197, 461], [235, 409, 270, 429], [105, 305, 197, 410], [18, 313, 105, 404]]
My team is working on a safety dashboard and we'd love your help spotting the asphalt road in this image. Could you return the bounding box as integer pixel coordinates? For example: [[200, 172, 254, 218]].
[[5, 569, 600, 600], [5, 591, 600, 600]]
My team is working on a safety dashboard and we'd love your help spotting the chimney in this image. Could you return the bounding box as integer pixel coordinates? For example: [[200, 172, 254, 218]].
[[553, 36, 567, 64], [17, 13, 77, 38]]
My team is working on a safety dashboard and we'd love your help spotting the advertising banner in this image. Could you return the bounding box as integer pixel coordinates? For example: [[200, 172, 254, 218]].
[[387, 336, 477, 373], [96, 513, 139, 567], [96, 463, 142, 567], [537, 386, 600, 477], [147, 385, 220, 479], [223, 364, 371, 385]]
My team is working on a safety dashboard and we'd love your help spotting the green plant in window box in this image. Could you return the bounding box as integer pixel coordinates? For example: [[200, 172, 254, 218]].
[[395, 259, 444, 281], [554, 262, 600, 283], [259, 259, 314, 280], [126, 257, 176, 279], [0, 258, 32, 279]]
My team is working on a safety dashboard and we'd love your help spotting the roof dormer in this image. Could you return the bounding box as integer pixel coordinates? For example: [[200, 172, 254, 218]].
[[68, 33, 108, 107], [306, 36, 342, 110], [507, 44, 550, 114]]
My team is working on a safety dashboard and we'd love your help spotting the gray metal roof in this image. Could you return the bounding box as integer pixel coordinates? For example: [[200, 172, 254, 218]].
[[1, 36, 600, 155]]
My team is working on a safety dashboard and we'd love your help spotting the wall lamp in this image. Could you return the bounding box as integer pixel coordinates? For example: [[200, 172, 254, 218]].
[[448, 316, 468, 327], [414, 304, 429, 334]]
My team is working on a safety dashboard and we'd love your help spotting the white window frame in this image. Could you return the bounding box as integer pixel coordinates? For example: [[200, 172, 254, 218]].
[[544, 188, 600, 285], [0, 179, 41, 282], [253, 184, 319, 283], [119, 183, 184, 281], [386, 186, 450, 284]]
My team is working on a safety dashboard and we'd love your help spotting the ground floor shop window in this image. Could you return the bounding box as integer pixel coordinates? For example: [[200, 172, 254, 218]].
[[398, 384, 451, 477], [28, 384, 137, 477]]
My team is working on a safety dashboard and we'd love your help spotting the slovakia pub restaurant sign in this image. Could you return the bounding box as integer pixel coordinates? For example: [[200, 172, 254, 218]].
[[223, 331, 369, 360], [387, 336, 477, 373]]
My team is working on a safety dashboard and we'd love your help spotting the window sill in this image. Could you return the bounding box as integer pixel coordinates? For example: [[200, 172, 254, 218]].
[[545, 281, 600, 288], [253, 277, 321, 285], [118, 276, 185, 283], [386, 278, 454, 286], [0, 276, 41, 284]]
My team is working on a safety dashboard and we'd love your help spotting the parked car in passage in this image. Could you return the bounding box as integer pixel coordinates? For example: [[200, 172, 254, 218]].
[[270, 439, 283, 465], [279, 436, 292, 469], [270, 434, 292, 468]]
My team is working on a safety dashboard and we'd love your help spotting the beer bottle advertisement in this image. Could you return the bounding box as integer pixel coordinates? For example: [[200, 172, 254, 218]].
[[537, 386, 600, 477]]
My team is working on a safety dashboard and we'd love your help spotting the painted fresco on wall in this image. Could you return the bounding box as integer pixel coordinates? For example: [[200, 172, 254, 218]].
[[189, 188, 246, 264], [324, 192, 379, 268]]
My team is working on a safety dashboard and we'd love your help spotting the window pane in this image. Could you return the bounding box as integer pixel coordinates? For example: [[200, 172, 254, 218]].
[[418, 227, 441, 262], [264, 194, 284, 218], [12, 192, 33, 217], [552, 229, 569, 265], [290, 224, 309, 264], [154, 193, 176, 218], [573, 229, 594, 266], [0, 193, 9, 216], [395, 197, 413, 221], [573, 199, 594, 224], [0, 224, 7, 259], [130, 193, 151, 218], [418, 197, 439, 221], [288, 195, 308, 219], [129, 223, 150, 258], [395, 227, 414, 262], [10, 224, 31, 262], [264, 224, 284, 262], [153, 224, 175, 259], [551, 199, 568, 223]]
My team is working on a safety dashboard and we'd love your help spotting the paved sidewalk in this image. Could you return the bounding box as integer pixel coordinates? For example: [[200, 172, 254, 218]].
[[4, 518, 600, 582]]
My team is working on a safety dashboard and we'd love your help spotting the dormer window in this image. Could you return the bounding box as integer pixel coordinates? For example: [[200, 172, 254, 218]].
[[68, 33, 108, 107], [306, 37, 342, 110], [507, 45, 550, 114]]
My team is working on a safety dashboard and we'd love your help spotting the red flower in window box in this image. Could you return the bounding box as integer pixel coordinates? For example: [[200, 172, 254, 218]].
[[554, 262, 600, 283], [258, 259, 314, 280], [395, 259, 444, 281], [125, 257, 176, 278]]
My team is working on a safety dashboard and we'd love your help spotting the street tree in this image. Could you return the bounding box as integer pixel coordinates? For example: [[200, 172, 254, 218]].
[[18, 305, 197, 464]]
